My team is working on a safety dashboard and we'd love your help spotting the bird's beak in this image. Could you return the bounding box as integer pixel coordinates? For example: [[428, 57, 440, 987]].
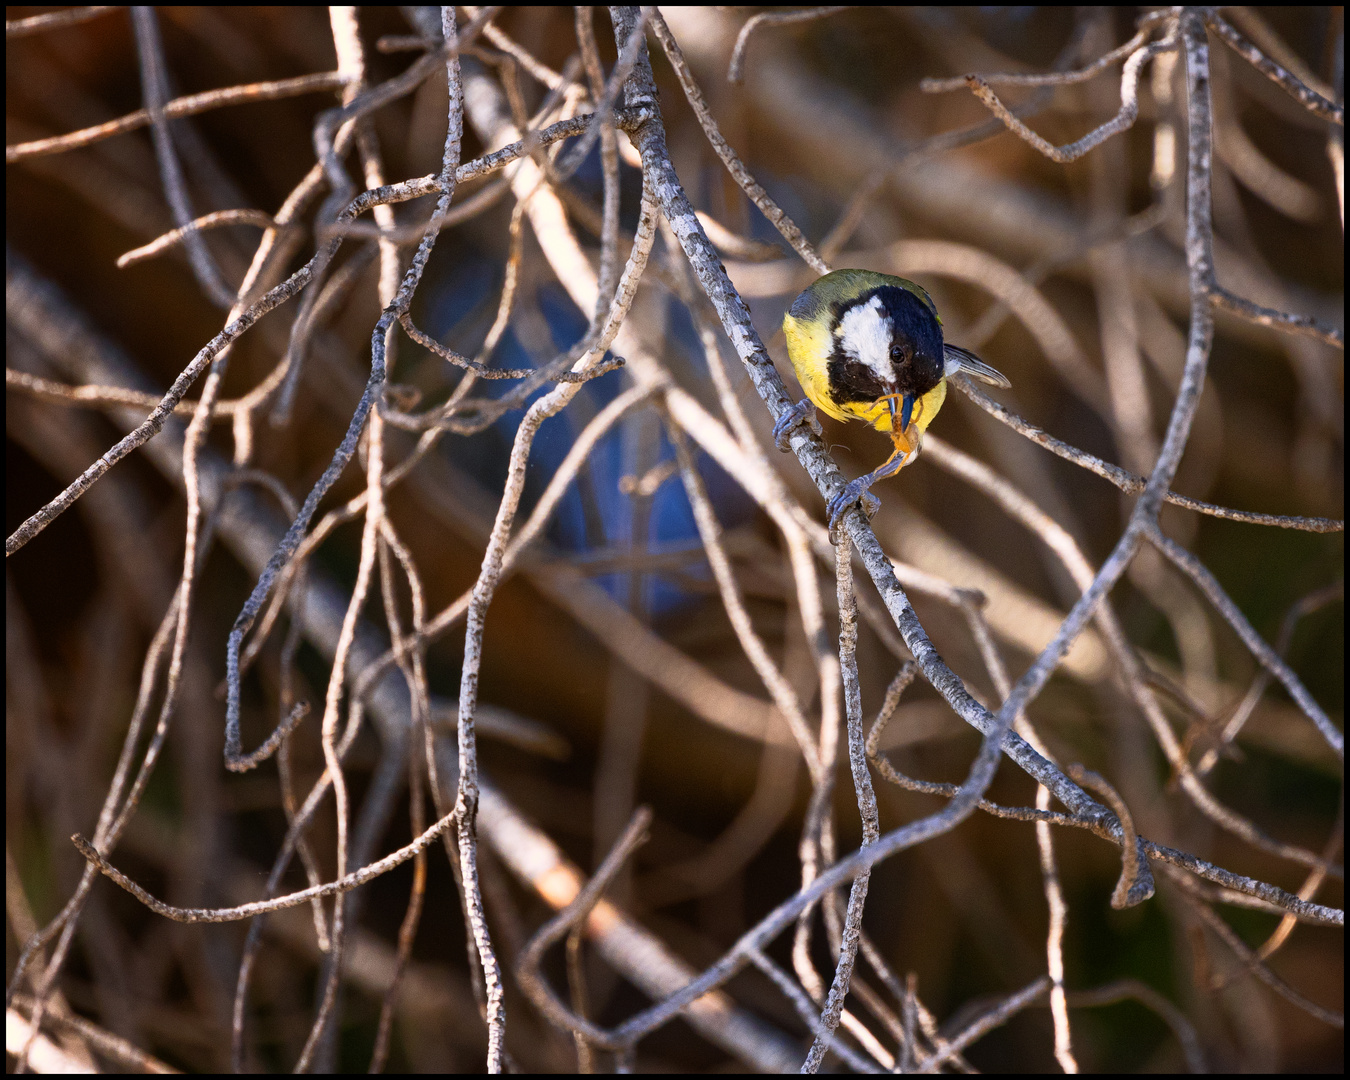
[[899, 392, 915, 435]]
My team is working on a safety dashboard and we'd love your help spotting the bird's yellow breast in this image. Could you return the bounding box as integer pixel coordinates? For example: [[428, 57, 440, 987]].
[[783, 308, 848, 423]]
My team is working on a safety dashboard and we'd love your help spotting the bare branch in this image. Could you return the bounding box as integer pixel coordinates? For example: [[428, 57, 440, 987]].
[[1204, 11, 1344, 125], [934, 17, 1179, 164], [727, 7, 850, 86]]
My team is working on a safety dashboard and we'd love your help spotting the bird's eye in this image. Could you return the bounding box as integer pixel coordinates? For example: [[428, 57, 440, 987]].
[[889, 344, 907, 363]]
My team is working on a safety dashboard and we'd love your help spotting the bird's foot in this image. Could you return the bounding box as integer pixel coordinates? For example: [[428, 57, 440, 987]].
[[772, 398, 822, 452], [826, 478, 881, 535]]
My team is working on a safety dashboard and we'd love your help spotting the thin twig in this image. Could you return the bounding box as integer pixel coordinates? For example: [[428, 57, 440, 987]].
[[1065, 765, 1151, 908], [6, 71, 352, 162], [727, 7, 850, 86], [921, 11, 1172, 92], [69, 807, 457, 922], [130, 6, 239, 308], [115, 209, 277, 267], [650, 9, 829, 274], [1203, 11, 1344, 125], [666, 411, 823, 777], [917, 977, 1050, 1072], [515, 808, 653, 1055], [948, 19, 1179, 164], [6, 6, 118, 40], [802, 540, 880, 1071], [1143, 522, 1342, 759], [1062, 980, 1206, 1073], [953, 378, 1343, 532]]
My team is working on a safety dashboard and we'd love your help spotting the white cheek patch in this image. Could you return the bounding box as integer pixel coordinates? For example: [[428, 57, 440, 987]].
[[835, 296, 893, 387]]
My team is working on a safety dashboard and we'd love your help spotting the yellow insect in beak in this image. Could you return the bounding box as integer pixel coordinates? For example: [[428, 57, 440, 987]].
[[884, 393, 918, 456]]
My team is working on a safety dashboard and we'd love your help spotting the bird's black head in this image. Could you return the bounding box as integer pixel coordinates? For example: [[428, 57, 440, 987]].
[[827, 285, 945, 406]]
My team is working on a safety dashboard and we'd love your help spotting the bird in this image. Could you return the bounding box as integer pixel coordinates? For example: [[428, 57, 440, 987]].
[[773, 269, 1010, 529]]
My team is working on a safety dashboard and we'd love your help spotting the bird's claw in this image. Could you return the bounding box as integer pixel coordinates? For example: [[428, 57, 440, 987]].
[[772, 398, 822, 452], [826, 480, 881, 535]]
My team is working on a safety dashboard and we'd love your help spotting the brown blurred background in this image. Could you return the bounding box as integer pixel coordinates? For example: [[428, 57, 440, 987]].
[[7, 6, 1343, 1072]]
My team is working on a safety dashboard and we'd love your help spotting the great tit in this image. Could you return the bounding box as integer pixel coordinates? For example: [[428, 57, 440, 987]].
[[774, 269, 1010, 528]]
